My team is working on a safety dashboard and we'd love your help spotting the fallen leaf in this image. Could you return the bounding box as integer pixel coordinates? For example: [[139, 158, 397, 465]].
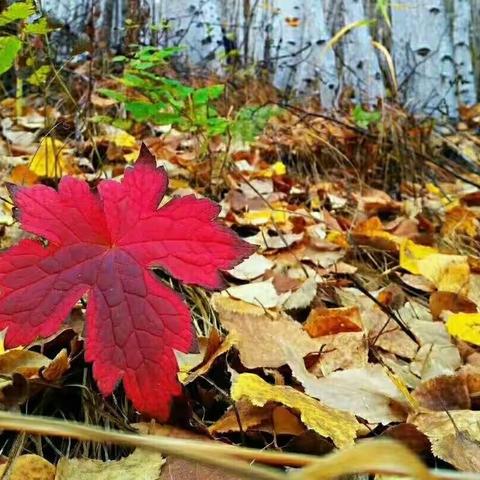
[[209, 399, 272, 435], [224, 280, 287, 308], [400, 240, 470, 294], [0, 145, 253, 419], [307, 332, 368, 376], [0, 454, 54, 480], [446, 312, 480, 345], [442, 206, 478, 237], [304, 306, 363, 337], [231, 373, 360, 448], [135, 423, 244, 480], [412, 411, 480, 472], [0, 349, 50, 378], [56, 449, 164, 479], [213, 295, 320, 369], [413, 374, 470, 410], [227, 253, 273, 280], [29, 137, 70, 178], [429, 291, 477, 319], [10, 165, 39, 185], [290, 362, 409, 424], [410, 344, 461, 381], [282, 277, 317, 310]]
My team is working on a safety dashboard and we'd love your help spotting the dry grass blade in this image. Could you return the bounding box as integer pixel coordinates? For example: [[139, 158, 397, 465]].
[[0, 412, 478, 480]]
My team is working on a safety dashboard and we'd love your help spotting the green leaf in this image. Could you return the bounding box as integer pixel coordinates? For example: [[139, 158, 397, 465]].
[[27, 65, 51, 85], [0, 36, 22, 75], [153, 112, 182, 125], [125, 101, 163, 122], [90, 115, 113, 124], [24, 18, 52, 35], [0, 1, 35, 27], [352, 105, 381, 129], [192, 84, 224, 105], [206, 117, 229, 136], [97, 88, 128, 103], [231, 105, 280, 142]]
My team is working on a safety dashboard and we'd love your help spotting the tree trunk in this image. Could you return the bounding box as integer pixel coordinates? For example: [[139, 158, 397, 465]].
[[341, 0, 384, 104], [157, 0, 224, 68], [453, 0, 477, 106], [392, 0, 458, 118]]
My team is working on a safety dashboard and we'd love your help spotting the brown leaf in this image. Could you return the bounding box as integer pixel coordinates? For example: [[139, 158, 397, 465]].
[[413, 374, 471, 410], [304, 306, 363, 337], [429, 291, 477, 319], [307, 331, 368, 376], [213, 296, 320, 369]]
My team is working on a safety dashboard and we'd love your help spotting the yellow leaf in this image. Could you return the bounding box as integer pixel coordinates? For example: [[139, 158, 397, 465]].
[[417, 254, 470, 294], [29, 137, 69, 177], [400, 240, 470, 294], [231, 373, 360, 448], [442, 206, 478, 237], [242, 209, 288, 225], [271, 160, 286, 175], [399, 239, 438, 275], [258, 161, 286, 177], [124, 147, 140, 163], [0, 454, 55, 480], [326, 230, 349, 248], [56, 449, 164, 480], [446, 312, 480, 345], [111, 129, 136, 148]]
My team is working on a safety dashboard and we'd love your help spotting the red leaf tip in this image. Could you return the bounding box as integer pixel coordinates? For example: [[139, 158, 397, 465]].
[[137, 143, 156, 166]]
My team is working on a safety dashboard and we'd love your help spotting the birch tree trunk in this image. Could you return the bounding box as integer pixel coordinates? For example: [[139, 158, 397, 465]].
[[392, 0, 458, 118], [341, 0, 384, 104], [261, 0, 337, 106], [453, 0, 477, 106], [155, 0, 224, 68]]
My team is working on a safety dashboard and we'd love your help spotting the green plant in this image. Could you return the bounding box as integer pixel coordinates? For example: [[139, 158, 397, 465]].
[[230, 105, 280, 143], [99, 46, 230, 138], [0, 0, 53, 114], [352, 105, 381, 129]]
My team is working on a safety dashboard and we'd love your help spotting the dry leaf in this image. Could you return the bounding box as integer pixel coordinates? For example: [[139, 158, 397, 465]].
[[0, 454, 54, 480], [56, 449, 164, 479], [413, 374, 470, 410], [213, 295, 320, 369], [446, 312, 480, 345], [308, 332, 368, 376], [29, 137, 71, 178], [429, 291, 477, 319], [412, 411, 480, 472], [231, 373, 360, 448], [224, 280, 288, 308], [410, 344, 461, 381], [400, 240, 470, 294], [304, 306, 363, 337], [0, 349, 51, 378], [290, 361, 409, 424], [228, 253, 273, 280]]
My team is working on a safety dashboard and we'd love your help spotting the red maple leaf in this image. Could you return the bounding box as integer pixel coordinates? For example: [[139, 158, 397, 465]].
[[0, 145, 254, 418]]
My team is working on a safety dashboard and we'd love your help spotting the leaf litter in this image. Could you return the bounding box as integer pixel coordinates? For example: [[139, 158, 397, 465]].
[[1, 88, 480, 479]]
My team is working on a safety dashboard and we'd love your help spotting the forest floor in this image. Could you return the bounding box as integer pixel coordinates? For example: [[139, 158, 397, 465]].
[[1, 64, 480, 479]]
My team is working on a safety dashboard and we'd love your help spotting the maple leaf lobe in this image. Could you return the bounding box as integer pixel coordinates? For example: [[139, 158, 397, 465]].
[[0, 146, 253, 419]]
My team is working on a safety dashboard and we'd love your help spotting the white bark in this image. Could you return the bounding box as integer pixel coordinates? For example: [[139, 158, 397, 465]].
[[453, 0, 477, 106], [268, 0, 338, 106], [155, 0, 224, 68], [341, 0, 384, 104], [392, 0, 458, 118]]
